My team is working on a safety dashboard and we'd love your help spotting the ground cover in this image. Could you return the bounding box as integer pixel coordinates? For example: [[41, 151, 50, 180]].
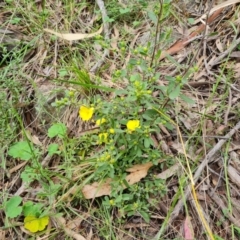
[[1, 0, 240, 239]]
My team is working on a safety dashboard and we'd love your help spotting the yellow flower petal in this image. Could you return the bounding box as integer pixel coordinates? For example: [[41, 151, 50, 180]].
[[38, 216, 49, 231], [24, 216, 39, 233], [79, 106, 94, 121], [126, 120, 140, 132], [98, 133, 108, 143], [96, 118, 106, 126], [109, 128, 115, 134], [24, 216, 49, 233]]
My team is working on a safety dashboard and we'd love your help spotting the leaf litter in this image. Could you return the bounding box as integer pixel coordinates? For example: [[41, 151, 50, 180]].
[[3, 0, 240, 239]]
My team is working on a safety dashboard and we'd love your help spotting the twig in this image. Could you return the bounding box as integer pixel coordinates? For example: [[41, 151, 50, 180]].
[[203, 1, 215, 76], [156, 120, 240, 237], [208, 37, 240, 68], [150, 0, 163, 68], [90, 0, 110, 73], [209, 190, 240, 228]]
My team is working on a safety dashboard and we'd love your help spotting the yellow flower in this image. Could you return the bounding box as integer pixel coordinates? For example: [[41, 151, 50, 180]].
[[98, 133, 108, 143], [24, 216, 49, 233], [96, 118, 106, 126], [79, 106, 94, 121], [109, 128, 115, 134], [127, 120, 140, 132]]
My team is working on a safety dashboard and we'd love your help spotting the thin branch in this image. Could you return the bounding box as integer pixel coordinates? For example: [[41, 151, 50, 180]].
[[169, 120, 240, 229], [208, 37, 240, 68], [153, 120, 240, 239], [150, 0, 163, 68], [90, 0, 110, 74]]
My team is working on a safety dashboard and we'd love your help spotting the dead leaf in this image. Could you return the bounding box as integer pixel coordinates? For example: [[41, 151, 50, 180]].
[[228, 165, 240, 186], [44, 26, 103, 41], [156, 163, 181, 179], [82, 162, 153, 199], [215, 125, 227, 135], [126, 162, 153, 172], [233, 63, 240, 78], [160, 9, 223, 60], [55, 216, 86, 240], [230, 51, 240, 58], [194, 0, 240, 24], [0, 229, 5, 240], [82, 179, 112, 199], [216, 39, 224, 53], [9, 161, 28, 174], [26, 129, 42, 146], [125, 163, 152, 185], [183, 216, 195, 240], [86, 228, 93, 240], [67, 215, 89, 230]]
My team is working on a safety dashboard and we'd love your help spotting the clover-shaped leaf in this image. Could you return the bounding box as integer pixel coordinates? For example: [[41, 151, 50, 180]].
[[8, 141, 34, 161], [23, 201, 43, 217], [48, 123, 67, 138], [5, 196, 22, 218]]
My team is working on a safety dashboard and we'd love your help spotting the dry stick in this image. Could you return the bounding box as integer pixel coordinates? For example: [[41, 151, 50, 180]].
[[208, 37, 240, 68], [90, 0, 110, 74], [209, 190, 240, 228], [159, 8, 223, 60], [168, 120, 240, 228], [203, 1, 214, 76]]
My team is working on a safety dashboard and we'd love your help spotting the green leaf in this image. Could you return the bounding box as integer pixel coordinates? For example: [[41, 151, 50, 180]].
[[48, 123, 67, 138], [188, 18, 195, 25], [144, 138, 150, 148], [8, 141, 34, 161], [234, 226, 240, 235], [58, 68, 68, 77], [48, 143, 59, 156], [169, 85, 180, 99], [212, 235, 225, 240], [180, 94, 195, 104], [5, 196, 22, 218], [119, 8, 131, 14], [115, 89, 128, 95], [23, 201, 43, 217], [21, 166, 38, 183], [130, 73, 141, 82], [103, 16, 115, 23], [143, 109, 158, 120], [147, 10, 157, 24], [139, 210, 150, 223]]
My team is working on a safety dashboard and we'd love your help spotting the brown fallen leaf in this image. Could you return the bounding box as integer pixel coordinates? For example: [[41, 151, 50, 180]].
[[159, 9, 223, 60], [82, 179, 112, 199], [67, 214, 89, 230], [126, 162, 153, 172], [228, 165, 240, 186], [44, 26, 103, 41], [156, 163, 181, 180], [55, 216, 86, 240], [194, 0, 240, 24], [9, 161, 28, 174], [0, 229, 5, 240], [82, 162, 153, 199], [26, 129, 42, 146]]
